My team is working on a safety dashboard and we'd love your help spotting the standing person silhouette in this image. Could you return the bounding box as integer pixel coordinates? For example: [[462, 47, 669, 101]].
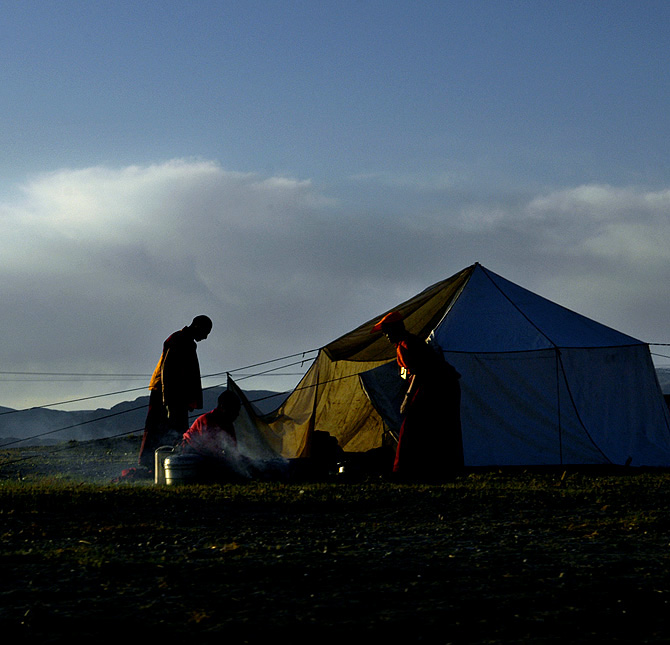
[[138, 315, 212, 471], [372, 311, 463, 480]]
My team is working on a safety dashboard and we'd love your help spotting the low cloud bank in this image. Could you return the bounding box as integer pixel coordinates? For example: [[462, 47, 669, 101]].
[[1, 160, 669, 408]]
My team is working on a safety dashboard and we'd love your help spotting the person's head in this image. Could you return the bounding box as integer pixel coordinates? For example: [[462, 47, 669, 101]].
[[189, 315, 212, 341], [217, 389, 241, 422], [371, 311, 407, 344], [382, 320, 406, 344]]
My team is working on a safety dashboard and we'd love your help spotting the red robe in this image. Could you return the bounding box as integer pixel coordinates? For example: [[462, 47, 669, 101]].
[[181, 409, 237, 459], [180, 409, 252, 482], [393, 335, 463, 478], [138, 328, 204, 469], [150, 327, 204, 415]]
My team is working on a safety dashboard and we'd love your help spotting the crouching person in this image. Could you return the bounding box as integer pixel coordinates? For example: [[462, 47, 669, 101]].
[[180, 389, 252, 483]]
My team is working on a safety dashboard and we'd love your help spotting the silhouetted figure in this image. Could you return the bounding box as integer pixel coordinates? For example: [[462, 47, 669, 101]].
[[138, 315, 212, 470], [181, 389, 241, 458], [180, 389, 249, 482], [372, 311, 463, 480]]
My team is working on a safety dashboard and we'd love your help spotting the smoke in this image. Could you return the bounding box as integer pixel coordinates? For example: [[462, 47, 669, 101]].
[[178, 403, 289, 482]]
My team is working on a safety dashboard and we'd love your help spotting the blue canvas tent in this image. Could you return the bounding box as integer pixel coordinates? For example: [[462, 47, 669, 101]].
[[235, 263, 670, 468]]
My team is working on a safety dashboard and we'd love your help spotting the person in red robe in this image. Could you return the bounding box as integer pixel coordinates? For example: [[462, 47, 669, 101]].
[[181, 389, 241, 458], [138, 315, 212, 470], [181, 389, 251, 481], [372, 311, 463, 480]]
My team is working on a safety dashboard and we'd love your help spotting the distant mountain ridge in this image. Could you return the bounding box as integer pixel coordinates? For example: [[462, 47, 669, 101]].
[[3, 371, 670, 448], [0, 387, 286, 447]]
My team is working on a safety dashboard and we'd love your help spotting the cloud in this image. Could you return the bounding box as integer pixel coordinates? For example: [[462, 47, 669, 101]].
[[517, 184, 670, 273], [0, 160, 392, 407], [1, 161, 669, 409], [508, 184, 670, 340]]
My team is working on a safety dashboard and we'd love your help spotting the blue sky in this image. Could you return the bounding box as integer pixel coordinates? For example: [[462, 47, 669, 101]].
[[3, 1, 668, 190], [1, 1, 670, 409]]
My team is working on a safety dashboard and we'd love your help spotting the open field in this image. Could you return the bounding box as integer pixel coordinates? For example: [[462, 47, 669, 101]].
[[2, 437, 670, 643]]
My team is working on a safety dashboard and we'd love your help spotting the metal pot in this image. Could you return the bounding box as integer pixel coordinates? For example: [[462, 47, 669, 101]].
[[164, 454, 202, 485], [154, 446, 174, 485]]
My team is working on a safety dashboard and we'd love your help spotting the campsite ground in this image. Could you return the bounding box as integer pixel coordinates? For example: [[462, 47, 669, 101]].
[[2, 437, 670, 643]]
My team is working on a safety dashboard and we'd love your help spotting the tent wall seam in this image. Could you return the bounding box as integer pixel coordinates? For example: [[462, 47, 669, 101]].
[[555, 349, 614, 465]]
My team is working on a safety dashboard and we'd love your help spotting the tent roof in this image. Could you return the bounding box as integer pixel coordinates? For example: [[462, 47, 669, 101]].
[[324, 264, 472, 362], [324, 263, 643, 361], [433, 264, 643, 352]]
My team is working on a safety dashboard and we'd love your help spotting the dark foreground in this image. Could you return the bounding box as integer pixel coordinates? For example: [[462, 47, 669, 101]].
[[2, 437, 670, 643]]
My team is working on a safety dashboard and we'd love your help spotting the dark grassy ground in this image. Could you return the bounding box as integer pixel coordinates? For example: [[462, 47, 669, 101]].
[[2, 437, 670, 643]]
